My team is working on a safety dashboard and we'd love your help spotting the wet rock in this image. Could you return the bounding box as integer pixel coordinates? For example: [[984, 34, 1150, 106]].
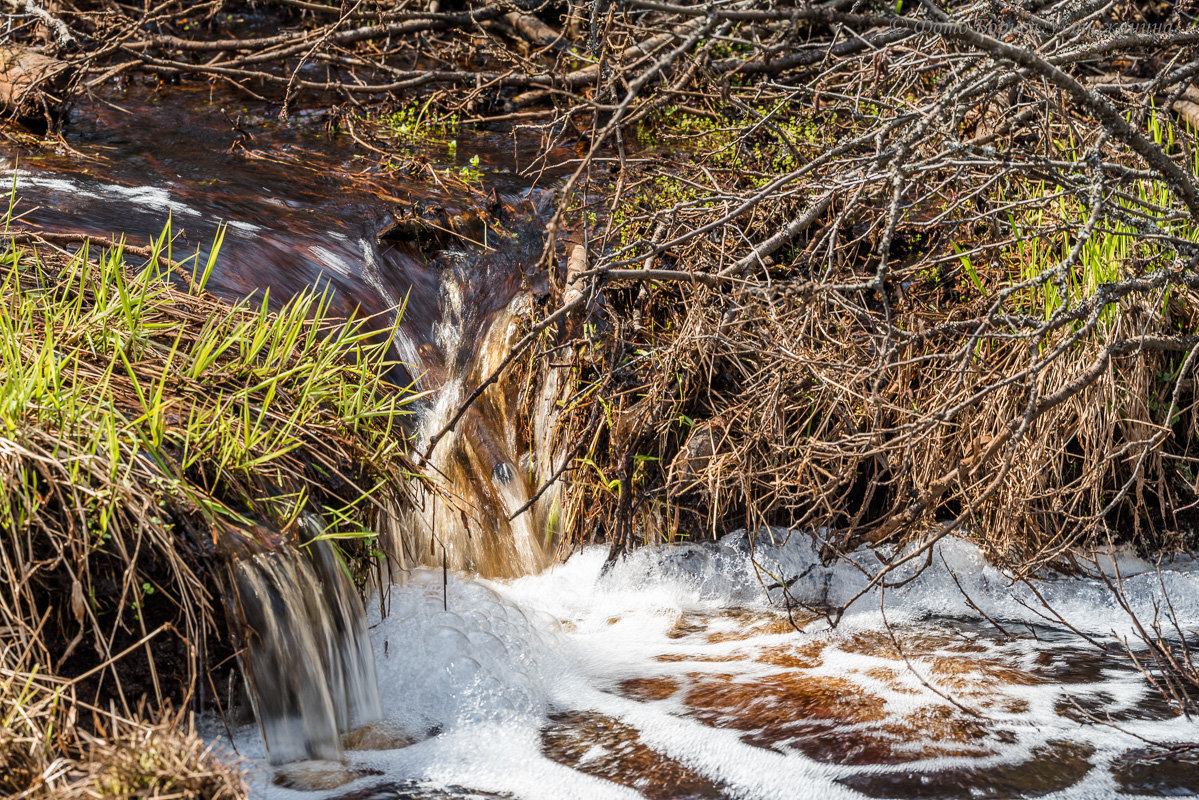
[[273, 760, 380, 790], [331, 783, 512, 800], [343, 721, 417, 751]]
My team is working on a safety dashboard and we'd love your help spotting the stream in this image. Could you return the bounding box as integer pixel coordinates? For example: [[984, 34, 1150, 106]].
[[231, 531, 1199, 800], [7, 89, 1199, 800]]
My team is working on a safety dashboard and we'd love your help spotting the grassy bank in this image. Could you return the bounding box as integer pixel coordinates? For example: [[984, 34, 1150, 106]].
[[0, 226, 414, 797]]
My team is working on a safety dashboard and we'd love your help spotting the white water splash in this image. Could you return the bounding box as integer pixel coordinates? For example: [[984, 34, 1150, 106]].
[[219, 531, 1199, 799], [4, 170, 201, 217], [3, 170, 265, 233]]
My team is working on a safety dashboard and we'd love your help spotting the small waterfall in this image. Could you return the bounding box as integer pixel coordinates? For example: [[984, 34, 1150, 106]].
[[7, 114, 577, 772], [227, 516, 381, 765], [379, 252, 568, 580], [222, 204, 572, 767], [381, 357, 553, 577]]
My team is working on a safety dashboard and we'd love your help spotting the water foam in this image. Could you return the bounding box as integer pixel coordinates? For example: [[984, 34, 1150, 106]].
[[221, 531, 1199, 799], [5, 170, 202, 219]]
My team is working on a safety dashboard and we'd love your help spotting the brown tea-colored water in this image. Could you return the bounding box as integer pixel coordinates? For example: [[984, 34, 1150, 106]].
[[6, 86, 554, 386]]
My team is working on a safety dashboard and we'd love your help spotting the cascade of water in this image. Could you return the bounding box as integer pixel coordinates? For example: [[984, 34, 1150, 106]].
[[379, 265, 563, 580], [227, 271, 568, 766], [6, 108, 573, 773], [222, 207, 568, 767], [227, 517, 381, 765]]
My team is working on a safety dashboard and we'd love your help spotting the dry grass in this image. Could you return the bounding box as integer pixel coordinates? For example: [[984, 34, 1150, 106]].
[[2, 637, 246, 799], [557, 267, 1197, 564], [77, 714, 245, 800]]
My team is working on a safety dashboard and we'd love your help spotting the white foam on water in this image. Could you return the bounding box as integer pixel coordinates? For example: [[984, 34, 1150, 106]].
[[222, 531, 1199, 799], [434, 274, 465, 359], [5, 170, 202, 218], [602, 529, 1199, 638], [309, 244, 356, 279], [4, 170, 268, 236], [227, 218, 264, 233]]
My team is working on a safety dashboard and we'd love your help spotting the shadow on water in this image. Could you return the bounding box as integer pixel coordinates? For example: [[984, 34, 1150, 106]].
[[1111, 745, 1199, 795], [838, 741, 1096, 800], [327, 784, 512, 800]]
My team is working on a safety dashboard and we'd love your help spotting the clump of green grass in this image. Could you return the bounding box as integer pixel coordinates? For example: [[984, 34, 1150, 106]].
[[0, 229, 411, 523], [1003, 116, 1198, 328], [0, 222, 416, 796]]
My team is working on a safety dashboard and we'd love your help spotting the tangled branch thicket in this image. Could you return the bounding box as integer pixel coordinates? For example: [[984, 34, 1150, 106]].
[[517, 1, 1199, 571], [503, 0, 1199, 704]]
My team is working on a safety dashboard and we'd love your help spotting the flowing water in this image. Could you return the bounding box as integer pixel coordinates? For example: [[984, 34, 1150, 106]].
[[229, 516, 382, 764], [219, 531, 1199, 800], [5, 85, 567, 577], [8, 91, 1199, 799]]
